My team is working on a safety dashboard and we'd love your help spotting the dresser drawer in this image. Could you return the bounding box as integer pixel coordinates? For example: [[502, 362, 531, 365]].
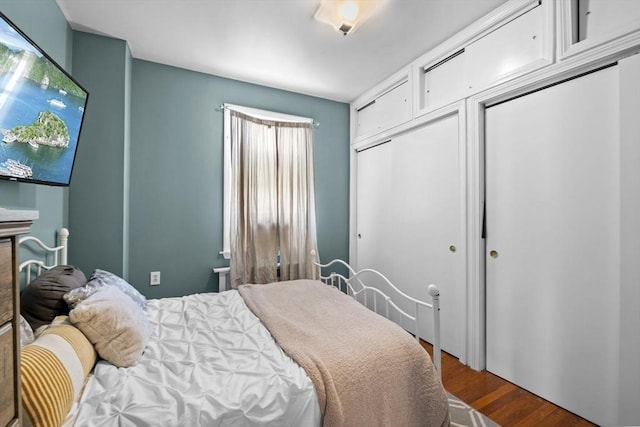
[[0, 323, 17, 427], [0, 241, 13, 326]]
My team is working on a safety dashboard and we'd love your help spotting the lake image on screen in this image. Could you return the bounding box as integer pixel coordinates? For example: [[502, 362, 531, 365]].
[[0, 17, 87, 185]]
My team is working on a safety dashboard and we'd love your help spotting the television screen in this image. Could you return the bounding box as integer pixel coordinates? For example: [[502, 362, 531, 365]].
[[0, 12, 88, 186]]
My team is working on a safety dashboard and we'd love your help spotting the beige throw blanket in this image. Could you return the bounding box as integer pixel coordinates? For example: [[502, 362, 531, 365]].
[[238, 280, 450, 427]]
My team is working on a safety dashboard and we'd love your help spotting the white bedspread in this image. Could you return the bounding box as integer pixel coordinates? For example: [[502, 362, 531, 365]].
[[72, 291, 321, 426]]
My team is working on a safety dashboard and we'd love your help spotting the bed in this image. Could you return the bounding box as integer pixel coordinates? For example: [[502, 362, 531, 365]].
[[17, 228, 449, 427]]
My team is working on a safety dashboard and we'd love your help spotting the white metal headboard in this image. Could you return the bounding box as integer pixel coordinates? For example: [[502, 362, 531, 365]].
[[19, 227, 69, 284], [315, 258, 442, 374]]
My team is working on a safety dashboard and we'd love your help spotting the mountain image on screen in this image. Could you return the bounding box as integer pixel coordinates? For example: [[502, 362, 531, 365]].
[[0, 12, 88, 186]]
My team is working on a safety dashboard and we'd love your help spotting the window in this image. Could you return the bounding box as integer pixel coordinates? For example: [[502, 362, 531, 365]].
[[222, 104, 319, 287]]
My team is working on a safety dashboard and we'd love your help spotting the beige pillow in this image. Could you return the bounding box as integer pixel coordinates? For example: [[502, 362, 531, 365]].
[[69, 286, 152, 367]]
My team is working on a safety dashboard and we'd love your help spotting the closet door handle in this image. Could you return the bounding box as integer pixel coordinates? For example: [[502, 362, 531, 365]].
[[358, 233, 362, 239], [489, 250, 499, 259], [449, 245, 456, 252]]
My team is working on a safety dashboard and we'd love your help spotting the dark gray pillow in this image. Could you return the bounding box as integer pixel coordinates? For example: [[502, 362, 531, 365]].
[[21, 265, 87, 330]]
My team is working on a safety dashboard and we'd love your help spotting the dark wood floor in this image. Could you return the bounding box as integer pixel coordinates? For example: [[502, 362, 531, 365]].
[[420, 341, 596, 427]]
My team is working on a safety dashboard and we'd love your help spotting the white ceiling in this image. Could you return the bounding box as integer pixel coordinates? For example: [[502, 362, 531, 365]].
[[55, 0, 506, 103]]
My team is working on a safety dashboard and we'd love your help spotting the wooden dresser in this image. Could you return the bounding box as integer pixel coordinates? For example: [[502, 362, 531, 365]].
[[0, 210, 38, 427]]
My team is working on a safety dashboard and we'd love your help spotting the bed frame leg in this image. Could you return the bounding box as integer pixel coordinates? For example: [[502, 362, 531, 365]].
[[59, 228, 69, 265], [428, 284, 441, 376]]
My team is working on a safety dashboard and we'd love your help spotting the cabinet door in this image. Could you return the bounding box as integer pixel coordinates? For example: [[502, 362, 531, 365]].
[[421, 50, 467, 113], [356, 114, 462, 356], [466, 4, 544, 92], [578, 0, 640, 42], [485, 65, 621, 426], [356, 80, 411, 138]]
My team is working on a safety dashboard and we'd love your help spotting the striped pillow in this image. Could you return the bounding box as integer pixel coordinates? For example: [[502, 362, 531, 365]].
[[21, 317, 96, 427]]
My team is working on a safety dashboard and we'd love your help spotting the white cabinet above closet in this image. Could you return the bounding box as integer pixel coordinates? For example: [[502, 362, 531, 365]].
[[419, 50, 467, 115], [415, 0, 551, 117], [352, 0, 553, 143], [557, 0, 640, 60], [465, 3, 545, 94], [354, 67, 412, 141]]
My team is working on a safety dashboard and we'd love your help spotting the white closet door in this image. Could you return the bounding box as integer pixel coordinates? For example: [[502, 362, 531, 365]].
[[485, 65, 620, 426], [356, 141, 394, 272], [356, 114, 462, 356], [618, 53, 640, 426]]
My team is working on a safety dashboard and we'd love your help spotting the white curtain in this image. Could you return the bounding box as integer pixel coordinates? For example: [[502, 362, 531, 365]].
[[229, 110, 319, 287], [276, 124, 319, 281]]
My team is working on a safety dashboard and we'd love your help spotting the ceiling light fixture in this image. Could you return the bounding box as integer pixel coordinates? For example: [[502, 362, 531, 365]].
[[339, 1, 359, 21], [314, 0, 384, 36]]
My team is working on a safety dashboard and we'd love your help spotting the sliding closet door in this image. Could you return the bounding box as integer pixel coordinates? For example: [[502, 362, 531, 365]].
[[356, 141, 393, 272], [485, 65, 620, 426], [356, 114, 462, 357]]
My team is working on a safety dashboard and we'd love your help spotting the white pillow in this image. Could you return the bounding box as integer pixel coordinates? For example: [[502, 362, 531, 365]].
[[64, 269, 147, 309], [69, 286, 152, 367], [19, 315, 35, 347]]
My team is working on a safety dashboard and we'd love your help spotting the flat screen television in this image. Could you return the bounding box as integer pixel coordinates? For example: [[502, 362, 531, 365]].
[[0, 12, 88, 187]]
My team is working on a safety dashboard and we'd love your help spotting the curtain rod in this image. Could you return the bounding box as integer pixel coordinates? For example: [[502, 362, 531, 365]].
[[218, 104, 320, 128]]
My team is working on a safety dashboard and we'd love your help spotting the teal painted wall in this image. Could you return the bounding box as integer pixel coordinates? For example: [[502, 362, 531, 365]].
[[69, 32, 131, 276], [3, 13, 350, 296], [129, 60, 350, 298], [0, 0, 74, 247]]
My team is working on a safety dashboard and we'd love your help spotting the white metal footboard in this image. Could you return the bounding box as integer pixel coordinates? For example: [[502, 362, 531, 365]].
[[19, 227, 69, 284], [315, 259, 442, 374]]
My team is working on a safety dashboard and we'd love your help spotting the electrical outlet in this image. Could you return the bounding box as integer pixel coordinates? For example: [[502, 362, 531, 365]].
[[150, 271, 161, 286]]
